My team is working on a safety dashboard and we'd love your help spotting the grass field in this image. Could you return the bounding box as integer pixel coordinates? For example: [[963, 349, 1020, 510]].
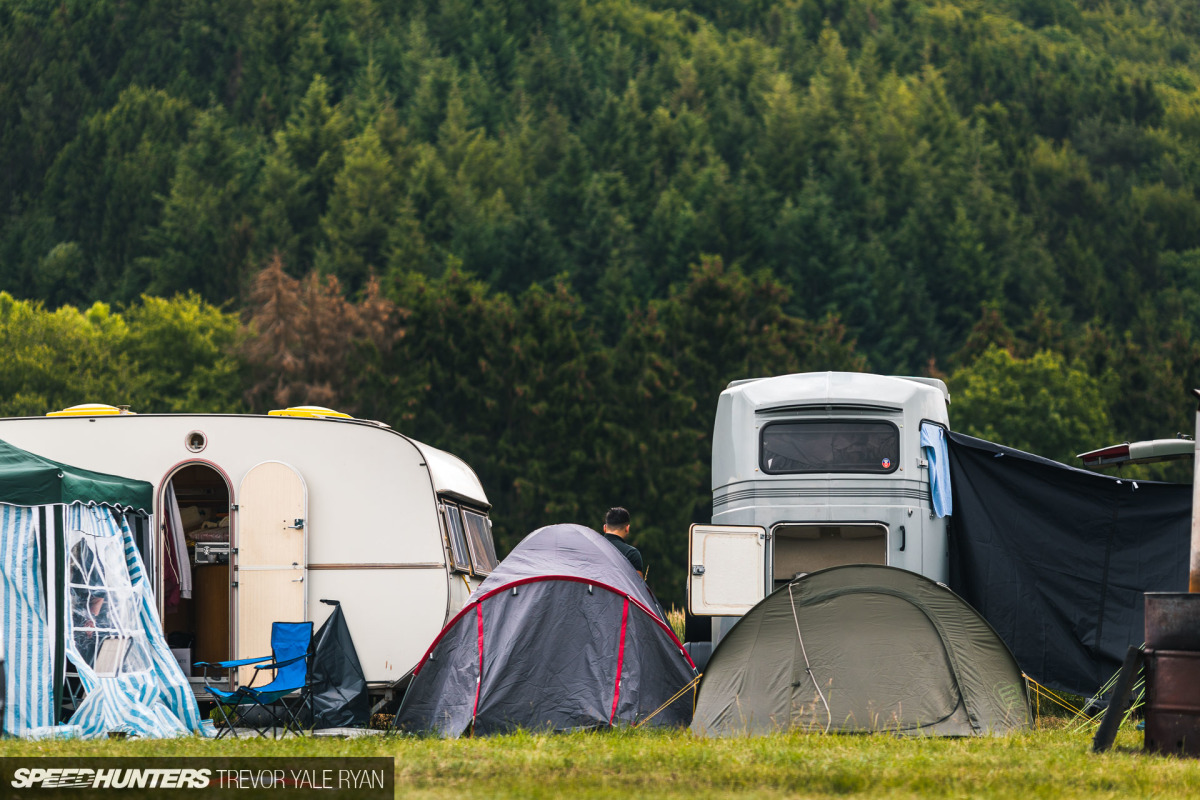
[[1, 719, 1195, 799]]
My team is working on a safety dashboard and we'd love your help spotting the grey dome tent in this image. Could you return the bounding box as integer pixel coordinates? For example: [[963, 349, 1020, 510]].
[[395, 524, 697, 736], [691, 565, 1031, 737]]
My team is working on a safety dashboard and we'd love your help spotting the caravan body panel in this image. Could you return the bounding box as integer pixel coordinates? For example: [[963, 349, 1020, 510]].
[[0, 414, 490, 687], [704, 372, 951, 641]]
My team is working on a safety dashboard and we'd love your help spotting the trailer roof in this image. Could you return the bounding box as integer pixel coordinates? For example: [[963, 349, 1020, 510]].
[[724, 372, 950, 412]]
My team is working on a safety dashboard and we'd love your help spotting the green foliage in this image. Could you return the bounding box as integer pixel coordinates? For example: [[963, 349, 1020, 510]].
[[121, 293, 247, 413], [948, 347, 1116, 463], [2, 0, 1198, 370], [0, 292, 244, 418], [385, 269, 611, 554], [0, 293, 132, 417]]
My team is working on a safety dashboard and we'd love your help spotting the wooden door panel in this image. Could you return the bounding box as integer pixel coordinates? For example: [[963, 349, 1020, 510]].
[[235, 461, 306, 686], [235, 570, 305, 685]]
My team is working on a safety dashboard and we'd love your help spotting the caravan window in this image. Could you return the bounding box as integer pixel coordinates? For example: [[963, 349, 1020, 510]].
[[463, 509, 499, 574], [761, 420, 899, 474], [442, 503, 473, 574]]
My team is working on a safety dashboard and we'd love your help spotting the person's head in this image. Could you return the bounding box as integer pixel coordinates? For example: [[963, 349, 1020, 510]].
[[603, 507, 631, 537]]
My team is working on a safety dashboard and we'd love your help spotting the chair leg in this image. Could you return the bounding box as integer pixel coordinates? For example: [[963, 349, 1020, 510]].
[[212, 702, 243, 740], [278, 695, 308, 737], [245, 698, 290, 739]]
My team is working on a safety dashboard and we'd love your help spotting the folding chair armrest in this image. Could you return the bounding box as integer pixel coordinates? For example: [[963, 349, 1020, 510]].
[[196, 656, 273, 668], [197, 654, 276, 694], [254, 653, 307, 670]]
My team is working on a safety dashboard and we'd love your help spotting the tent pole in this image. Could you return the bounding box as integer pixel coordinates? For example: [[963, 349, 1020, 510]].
[[52, 505, 65, 722]]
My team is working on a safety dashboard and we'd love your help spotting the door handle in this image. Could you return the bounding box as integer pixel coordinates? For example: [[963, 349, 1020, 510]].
[[285, 518, 304, 529], [899, 525, 906, 551]]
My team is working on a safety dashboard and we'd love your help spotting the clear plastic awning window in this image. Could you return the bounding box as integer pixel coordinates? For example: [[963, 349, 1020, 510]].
[[62, 504, 208, 738]]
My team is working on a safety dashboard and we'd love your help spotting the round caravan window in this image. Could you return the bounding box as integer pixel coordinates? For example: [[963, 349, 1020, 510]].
[[185, 431, 207, 453]]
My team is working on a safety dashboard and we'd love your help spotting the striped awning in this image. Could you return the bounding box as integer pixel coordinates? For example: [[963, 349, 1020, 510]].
[[1, 503, 207, 738], [0, 503, 57, 736]]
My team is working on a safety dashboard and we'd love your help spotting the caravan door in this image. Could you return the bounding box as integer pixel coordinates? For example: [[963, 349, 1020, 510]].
[[235, 462, 307, 685], [688, 524, 766, 616]]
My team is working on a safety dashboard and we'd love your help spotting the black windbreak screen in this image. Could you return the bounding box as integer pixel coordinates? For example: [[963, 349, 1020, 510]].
[[761, 420, 899, 474], [946, 432, 1190, 696], [309, 601, 370, 729]]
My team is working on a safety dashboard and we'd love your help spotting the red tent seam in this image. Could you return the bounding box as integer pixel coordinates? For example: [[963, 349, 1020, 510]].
[[470, 604, 484, 724], [609, 597, 630, 724]]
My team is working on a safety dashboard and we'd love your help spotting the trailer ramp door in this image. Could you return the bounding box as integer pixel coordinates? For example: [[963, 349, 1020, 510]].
[[688, 524, 766, 616], [235, 461, 307, 685]]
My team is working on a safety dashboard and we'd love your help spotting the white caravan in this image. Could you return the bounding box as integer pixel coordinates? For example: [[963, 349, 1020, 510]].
[[688, 372, 951, 646], [0, 405, 498, 704]]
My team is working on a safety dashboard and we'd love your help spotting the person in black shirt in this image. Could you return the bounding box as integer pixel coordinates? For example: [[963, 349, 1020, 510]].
[[602, 506, 643, 578]]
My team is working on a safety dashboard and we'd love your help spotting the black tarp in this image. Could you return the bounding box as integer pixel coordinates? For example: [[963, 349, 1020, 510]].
[[946, 432, 1191, 696], [309, 600, 369, 729], [394, 524, 697, 736]]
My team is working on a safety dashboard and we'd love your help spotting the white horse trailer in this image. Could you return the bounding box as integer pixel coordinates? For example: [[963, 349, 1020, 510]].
[[688, 372, 951, 647], [0, 406, 498, 704]]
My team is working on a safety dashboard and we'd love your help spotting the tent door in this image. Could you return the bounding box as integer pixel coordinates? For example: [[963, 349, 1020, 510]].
[[688, 524, 766, 616], [234, 461, 307, 686]]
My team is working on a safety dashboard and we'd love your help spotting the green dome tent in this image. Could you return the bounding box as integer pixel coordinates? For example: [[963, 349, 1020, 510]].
[[691, 565, 1031, 737]]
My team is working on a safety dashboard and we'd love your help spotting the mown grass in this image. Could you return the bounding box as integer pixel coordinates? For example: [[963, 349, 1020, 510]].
[[0, 718, 1195, 799]]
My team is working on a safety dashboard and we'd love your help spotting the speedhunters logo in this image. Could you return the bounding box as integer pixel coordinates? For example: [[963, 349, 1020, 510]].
[[0, 758, 392, 798], [11, 768, 211, 789]]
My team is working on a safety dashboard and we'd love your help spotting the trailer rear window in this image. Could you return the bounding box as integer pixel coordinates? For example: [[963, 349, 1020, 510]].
[[761, 420, 900, 474]]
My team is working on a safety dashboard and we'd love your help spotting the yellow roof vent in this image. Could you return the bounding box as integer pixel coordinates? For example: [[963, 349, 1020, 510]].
[[267, 406, 353, 419], [47, 403, 136, 417]]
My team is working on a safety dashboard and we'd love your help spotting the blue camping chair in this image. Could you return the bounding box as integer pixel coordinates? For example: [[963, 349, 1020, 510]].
[[196, 621, 313, 738]]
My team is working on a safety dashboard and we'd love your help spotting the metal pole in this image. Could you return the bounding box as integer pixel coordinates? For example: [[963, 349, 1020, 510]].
[[1191, 390, 1200, 592]]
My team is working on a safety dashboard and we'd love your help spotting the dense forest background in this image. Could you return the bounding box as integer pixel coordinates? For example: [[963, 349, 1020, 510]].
[[3, 0, 1200, 604]]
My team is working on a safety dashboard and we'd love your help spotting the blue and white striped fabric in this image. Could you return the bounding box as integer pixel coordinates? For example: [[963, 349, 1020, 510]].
[[0, 503, 55, 736], [64, 504, 208, 738]]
